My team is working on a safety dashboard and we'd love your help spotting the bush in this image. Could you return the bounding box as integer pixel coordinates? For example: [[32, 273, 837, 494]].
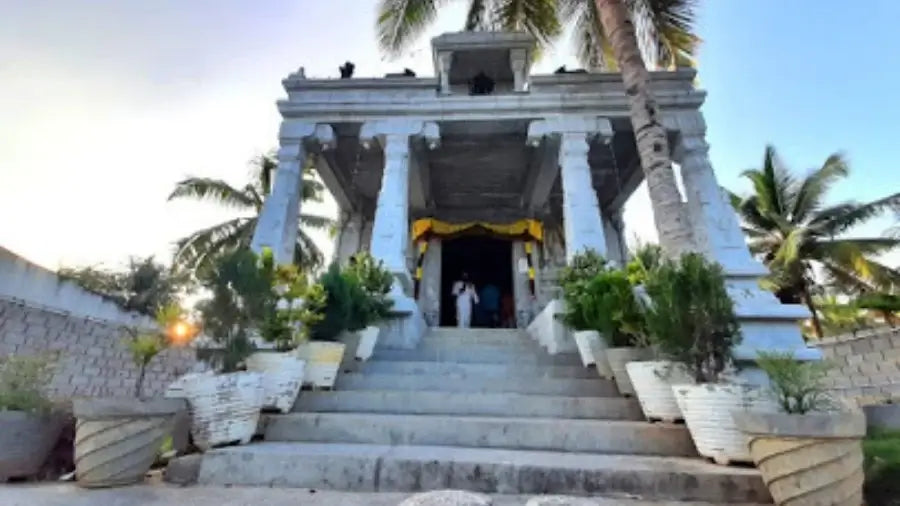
[[560, 250, 609, 332], [644, 253, 740, 383], [756, 351, 834, 414], [570, 270, 646, 347], [0, 354, 55, 414], [864, 429, 900, 506], [345, 252, 393, 327], [310, 264, 366, 340], [257, 248, 326, 350]]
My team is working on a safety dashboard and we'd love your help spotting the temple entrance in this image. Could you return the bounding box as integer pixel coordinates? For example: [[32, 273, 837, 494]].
[[440, 236, 513, 328]]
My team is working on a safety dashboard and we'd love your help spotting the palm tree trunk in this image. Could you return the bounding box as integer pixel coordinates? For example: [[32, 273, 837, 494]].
[[799, 283, 824, 339], [595, 0, 695, 255]]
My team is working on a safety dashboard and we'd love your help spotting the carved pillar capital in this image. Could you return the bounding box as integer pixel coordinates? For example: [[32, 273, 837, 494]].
[[509, 48, 529, 92], [527, 116, 613, 146]]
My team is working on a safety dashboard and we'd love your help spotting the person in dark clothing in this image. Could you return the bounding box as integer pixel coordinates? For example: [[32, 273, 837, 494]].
[[479, 283, 501, 328]]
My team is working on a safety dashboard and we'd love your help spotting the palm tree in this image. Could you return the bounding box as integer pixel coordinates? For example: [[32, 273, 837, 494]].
[[168, 154, 334, 276], [729, 145, 900, 338], [376, 0, 699, 255]]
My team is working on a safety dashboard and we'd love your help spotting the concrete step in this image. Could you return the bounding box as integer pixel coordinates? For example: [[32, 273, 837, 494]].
[[421, 328, 531, 346], [373, 347, 582, 366], [291, 390, 643, 420], [264, 413, 696, 457], [334, 372, 617, 396], [352, 359, 596, 379], [198, 442, 771, 503]]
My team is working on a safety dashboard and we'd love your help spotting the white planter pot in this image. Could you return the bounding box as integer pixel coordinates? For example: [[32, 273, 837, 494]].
[[626, 361, 692, 422], [672, 383, 778, 465], [167, 371, 264, 450], [605, 347, 651, 396], [355, 326, 380, 361], [246, 351, 306, 413], [295, 341, 346, 389]]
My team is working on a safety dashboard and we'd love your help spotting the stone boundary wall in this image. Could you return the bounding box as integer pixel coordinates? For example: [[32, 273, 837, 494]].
[[0, 247, 196, 399], [812, 327, 900, 404]]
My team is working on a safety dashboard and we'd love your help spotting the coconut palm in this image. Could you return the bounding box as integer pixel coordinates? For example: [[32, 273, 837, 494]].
[[168, 154, 334, 275], [729, 145, 900, 338], [376, 0, 699, 255]]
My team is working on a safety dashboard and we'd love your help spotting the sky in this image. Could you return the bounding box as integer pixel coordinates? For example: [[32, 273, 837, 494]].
[[1, 0, 898, 271]]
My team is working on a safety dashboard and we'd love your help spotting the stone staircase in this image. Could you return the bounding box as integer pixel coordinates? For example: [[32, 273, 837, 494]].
[[196, 328, 772, 503]]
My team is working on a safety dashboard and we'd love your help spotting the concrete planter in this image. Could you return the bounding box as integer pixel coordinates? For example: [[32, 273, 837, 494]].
[[0, 411, 63, 481], [355, 326, 380, 361], [572, 330, 600, 368], [73, 397, 186, 488], [626, 361, 691, 422], [672, 383, 778, 465], [295, 341, 346, 388], [863, 403, 900, 432], [246, 351, 306, 413], [176, 371, 264, 450], [605, 347, 651, 397], [733, 411, 866, 505]]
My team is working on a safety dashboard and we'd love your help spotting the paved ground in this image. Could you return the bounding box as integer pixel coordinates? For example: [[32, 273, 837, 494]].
[[0, 484, 768, 506]]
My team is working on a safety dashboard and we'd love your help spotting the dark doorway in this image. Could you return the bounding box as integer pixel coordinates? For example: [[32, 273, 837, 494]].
[[440, 236, 513, 327]]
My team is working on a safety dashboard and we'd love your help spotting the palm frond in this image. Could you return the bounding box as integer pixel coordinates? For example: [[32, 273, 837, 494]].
[[298, 213, 336, 230], [376, 0, 446, 57], [631, 0, 700, 69], [295, 228, 326, 271], [492, 0, 561, 46], [811, 192, 900, 237], [791, 152, 848, 223], [171, 218, 252, 272], [167, 178, 256, 209], [559, 0, 612, 70]]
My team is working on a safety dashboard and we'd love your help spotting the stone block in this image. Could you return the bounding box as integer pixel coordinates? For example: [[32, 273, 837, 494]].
[[864, 350, 887, 362], [872, 336, 893, 352], [165, 454, 202, 485], [846, 354, 865, 365], [832, 343, 853, 357]]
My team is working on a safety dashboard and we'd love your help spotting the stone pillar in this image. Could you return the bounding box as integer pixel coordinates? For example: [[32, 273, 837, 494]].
[[528, 117, 613, 263], [334, 212, 363, 265], [251, 122, 334, 264], [437, 51, 452, 94], [669, 110, 819, 371], [360, 120, 440, 348], [510, 48, 529, 92], [418, 239, 442, 327], [603, 210, 627, 267], [611, 208, 629, 264]]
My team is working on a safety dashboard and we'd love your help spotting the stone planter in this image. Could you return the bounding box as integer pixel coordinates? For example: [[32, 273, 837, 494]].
[[246, 351, 306, 413], [863, 403, 900, 432], [355, 326, 380, 361], [73, 397, 186, 488], [572, 330, 600, 368], [0, 411, 63, 481], [174, 371, 264, 450], [605, 347, 651, 397], [295, 341, 346, 389], [733, 411, 866, 505], [672, 383, 777, 465], [626, 360, 691, 422]]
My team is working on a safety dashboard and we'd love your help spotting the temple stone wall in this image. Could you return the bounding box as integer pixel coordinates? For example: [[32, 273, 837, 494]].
[[813, 327, 900, 404], [0, 247, 196, 399]]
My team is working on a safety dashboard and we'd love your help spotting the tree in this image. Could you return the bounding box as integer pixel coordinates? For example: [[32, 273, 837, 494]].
[[729, 145, 900, 338], [168, 154, 334, 276], [376, 0, 699, 255], [59, 256, 187, 317]]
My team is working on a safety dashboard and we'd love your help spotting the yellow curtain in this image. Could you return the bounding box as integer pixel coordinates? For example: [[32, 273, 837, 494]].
[[411, 218, 543, 242]]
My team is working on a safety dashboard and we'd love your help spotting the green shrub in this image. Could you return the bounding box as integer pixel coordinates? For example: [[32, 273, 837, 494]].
[[311, 264, 365, 340], [644, 253, 740, 383], [626, 242, 663, 286], [560, 250, 608, 332], [864, 429, 900, 505], [257, 248, 326, 350], [755, 351, 834, 414], [0, 354, 55, 414], [345, 252, 393, 327], [572, 270, 646, 347]]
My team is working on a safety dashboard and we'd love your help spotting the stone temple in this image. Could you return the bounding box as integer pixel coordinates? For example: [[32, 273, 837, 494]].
[[250, 31, 816, 370]]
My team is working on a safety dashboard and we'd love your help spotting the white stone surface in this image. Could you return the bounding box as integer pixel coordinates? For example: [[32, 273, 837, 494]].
[[399, 490, 492, 506]]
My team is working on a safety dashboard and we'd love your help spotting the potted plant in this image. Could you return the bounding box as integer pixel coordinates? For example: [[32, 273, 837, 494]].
[[645, 253, 776, 465], [558, 250, 615, 377], [344, 252, 393, 361], [246, 248, 325, 412], [734, 351, 865, 504], [176, 248, 266, 450], [0, 354, 63, 482], [73, 305, 189, 487]]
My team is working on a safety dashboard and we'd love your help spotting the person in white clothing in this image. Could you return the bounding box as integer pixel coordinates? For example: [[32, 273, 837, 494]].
[[452, 272, 479, 328]]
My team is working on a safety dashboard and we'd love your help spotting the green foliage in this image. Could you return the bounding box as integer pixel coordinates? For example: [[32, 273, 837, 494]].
[[0, 354, 55, 414], [756, 351, 833, 414], [559, 250, 608, 289], [857, 293, 900, 312], [644, 253, 740, 383], [345, 252, 394, 327], [814, 295, 870, 337], [168, 153, 334, 276], [864, 430, 900, 505], [310, 264, 362, 341], [124, 304, 192, 397], [196, 248, 270, 372], [257, 247, 327, 351], [626, 242, 664, 286], [59, 256, 188, 317]]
